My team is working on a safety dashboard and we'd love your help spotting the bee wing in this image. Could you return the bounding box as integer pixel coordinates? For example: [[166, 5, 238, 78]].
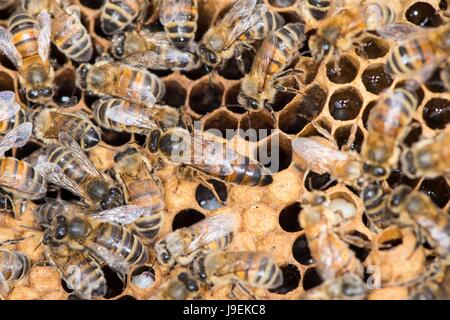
[[223, 3, 267, 49], [252, 33, 278, 92], [0, 91, 16, 107], [0, 97, 20, 122], [292, 137, 350, 174], [58, 132, 102, 178], [121, 51, 161, 69], [222, 0, 257, 26], [0, 27, 23, 70], [187, 213, 237, 254], [34, 161, 84, 198], [160, 0, 194, 25], [0, 122, 33, 156], [377, 23, 421, 41], [105, 105, 157, 130], [85, 242, 129, 280], [89, 205, 150, 225], [37, 10, 51, 64]]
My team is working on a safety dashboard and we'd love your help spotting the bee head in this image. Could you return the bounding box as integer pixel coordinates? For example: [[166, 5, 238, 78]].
[[51, 215, 68, 242], [190, 255, 208, 282], [178, 272, 199, 292], [100, 187, 124, 210], [237, 92, 261, 111], [389, 185, 412, 209], [112, 33, 126, 59], [76, 64, 91, 90], [68, 216, 90, 240], [82, 127, 100, 150], [363, 163, 389, 180], [26, 86, 53, 103], [155, 240, 175, 266], [309, 35, 332, 62], [197, 44, 220, 68]]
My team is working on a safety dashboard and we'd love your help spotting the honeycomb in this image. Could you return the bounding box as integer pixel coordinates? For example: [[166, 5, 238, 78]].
[[0, 0, 448, 300]]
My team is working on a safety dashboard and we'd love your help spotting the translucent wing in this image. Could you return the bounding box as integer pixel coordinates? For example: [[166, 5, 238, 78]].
[[37, 10, 51, 63], [0, 171, 47, 199], [160, 0, 194, 25], [105, 105, 157, 130], [223, 3, 267, 49], [0, 94, 19, 121], [0, 27, 23, 70], [34, 161, 84, 197], [222, 0, 257, 26], [89, 205, 149, 225], [0, 122, 33, 156], [58, 132, 101, 177], [292, 137, 350, 174], [0, 267, 10, 299], [187, 213, 237, 253], [252, 33, 278, 92], [84, 242, 129, 280], [122, 51, 161, 69], [376, 23, 421, 41]]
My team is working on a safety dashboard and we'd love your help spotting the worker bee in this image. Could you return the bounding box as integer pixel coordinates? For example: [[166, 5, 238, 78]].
[[361, 86, 419, 180], [191, 251, 283, 299], [238, 22, 306, 113], [38, 199, 150, 284], [113, 146, 165, 242], [0, 122, 47, 200], [401, 130, 450, 179], [112, 31, 200, 71], [0, 11, 54, 102], [385, 24, 450, 81], [100, 0, 148, 35], [155, 213, 237, 266], [300, 192, 364, 281], [388, 186, 450, 256], [147, 127, 273, 187], [360, 182, 400, 233], [76, 61, 165, 108], [159, 0, 198, 50], [0, 249, 30, 299], [198, 0, 285, 72], [309, 3, 398, 62], [150, 271, 200, 300], [292, 135, 363, 189], [300, 272, 368, 300], [34, 132, 124, 210], [29, 108, 101, 150], [0, 91, 26, 135], [23, 0, 93, 62], [94, 97, 180, 134]]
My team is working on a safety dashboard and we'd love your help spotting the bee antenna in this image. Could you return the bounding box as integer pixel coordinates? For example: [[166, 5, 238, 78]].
[[96, 142, 117, 151], [0, 237, 28, 246], [19, 224, 41, 232], [33, 238, 45, 252]]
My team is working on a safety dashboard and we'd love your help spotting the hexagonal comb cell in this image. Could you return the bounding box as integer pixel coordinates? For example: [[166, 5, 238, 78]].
[[293, 234, 314, 266], [333, 125, 364, 153], [405, 2, 443, 27], [269, 264, 301, 294], [355, 36, 389, 59], [326, 56, 359, 84], [240, 110, 276, 142], [203, 109, 239, 139], [422, 98, 450, 129], [0, 71, 14, 91], [163, 80, 187, 108], [195, 180, 228, 210], [361, 64, 393, 95], [189, 79, 224, 115], [172, 209, 206, 230], [225, 82, 247, 114], [256, 133, 292, 173], [419, 177, 450, 208], [329, 86, 363, 120], [279, 202, 303, 232], [53, 68, 82, 107]]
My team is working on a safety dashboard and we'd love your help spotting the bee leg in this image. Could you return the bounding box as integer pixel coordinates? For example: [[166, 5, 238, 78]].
[[341, 123, 358, 153], [273, 83, 301, 94], [234, 280, 258, 300], [193, 172, 225, 205], [227, 282, 237, 299], [0, 237, 27, 246]]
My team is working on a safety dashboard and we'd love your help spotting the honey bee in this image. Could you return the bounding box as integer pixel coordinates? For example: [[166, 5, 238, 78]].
[[292, 135, 363, 188], [0, 91, 26, 135], [300, 192, 364, 281], [385, 24, 450, 81], [299, 0, 332, 21], [360, 182, 401, 233], [100, 0, 148, 35], [94, 97, 180, 134], [238, 22, 306, 113], [23, 0, 93, 62], [0, 249, 30, 299], [0, 11, 54, 102], [34, 132, 124, 210], [39, 199, 151, 284], [150, 271, 200, 300], [309, 3, 399, 61], [0, 122, 47, 200], [113, 146, 165, 242], [146, 127, 273, 187], [361, 86, 419, 180], [191, 251, 283, 298], [388, 186, 450, 256], [76, 61, 165, 108], [401, 130, 450, 179], [159, 0, 198, 50], [30, 108, 101, 150], [198, 0, 285, 71], [112, 31, 200, 71], [300, 272, 368, 300], [155, 213, 237, 266]]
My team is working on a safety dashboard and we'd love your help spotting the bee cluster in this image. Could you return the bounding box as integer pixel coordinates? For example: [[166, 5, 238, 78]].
[[0, 0, 448, 300]]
